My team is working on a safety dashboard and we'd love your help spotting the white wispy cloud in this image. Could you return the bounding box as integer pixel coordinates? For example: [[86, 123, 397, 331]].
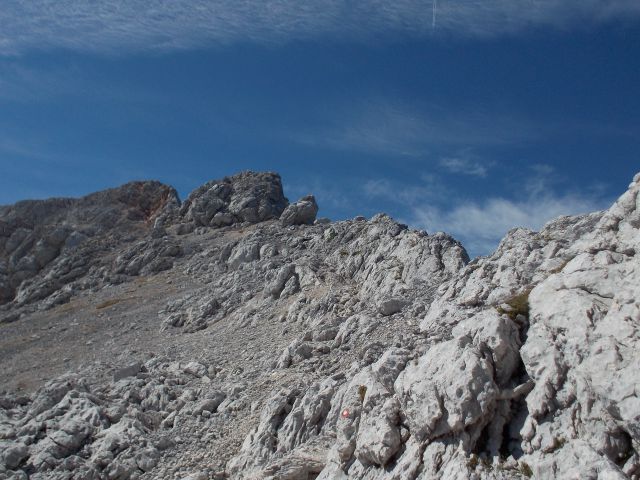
[[291, 100, 536, 156], [0, 127, 66, 162], [439, 155, 490, 177], [363, 166, 611, 256], [427, 0, 640, 36], [0, 62, 165, 105], [0, 1, 639, 55], [411, 192, 607, 256], [0, 63, 87, 102], [363, 174, 448, 206]]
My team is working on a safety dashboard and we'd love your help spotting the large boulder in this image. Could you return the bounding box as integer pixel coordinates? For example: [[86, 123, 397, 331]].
[[179, 171, 288, 227], [280, 195, 319, 226]]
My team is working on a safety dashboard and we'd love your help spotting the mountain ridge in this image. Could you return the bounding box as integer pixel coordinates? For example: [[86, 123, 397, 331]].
[[0, 170, 638, 480]]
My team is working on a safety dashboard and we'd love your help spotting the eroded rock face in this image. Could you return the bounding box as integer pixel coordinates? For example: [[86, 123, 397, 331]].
[[517, 175, 640, 479], [0, 360, 229, 480], [0, 171, 289, 312], [1, 171, 639, 480], [179, 171, 288, 228], [0, 181, 180, 308], [227, 173, 640, 480]]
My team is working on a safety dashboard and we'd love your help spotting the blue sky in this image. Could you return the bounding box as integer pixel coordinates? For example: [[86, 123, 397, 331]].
[[1, 1, 639, 256]]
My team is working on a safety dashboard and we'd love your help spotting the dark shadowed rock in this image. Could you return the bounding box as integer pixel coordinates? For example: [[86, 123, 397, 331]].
[[113, 362, 142, 381], [179, 171, 288, 228], [376, 297, 409, 316]]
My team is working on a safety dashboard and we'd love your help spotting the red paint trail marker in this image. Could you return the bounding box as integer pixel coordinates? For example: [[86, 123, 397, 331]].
[[341, 409, 350, 419]]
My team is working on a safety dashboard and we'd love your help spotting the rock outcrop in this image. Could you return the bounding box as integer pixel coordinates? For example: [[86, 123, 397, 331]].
[[1, 170, 638, 480], [0, 181, 180, 309], [178, 171, 288, 230], [0, 171, 288, 316]]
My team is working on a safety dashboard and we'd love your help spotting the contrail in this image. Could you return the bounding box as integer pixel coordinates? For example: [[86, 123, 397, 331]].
[[432, 0, 437, 29]]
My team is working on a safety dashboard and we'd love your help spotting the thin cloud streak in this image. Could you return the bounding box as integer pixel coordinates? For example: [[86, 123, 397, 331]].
[[363, 174, 448, 206], [1, 1, 639, 55], [439, 156, 490, 177], [291, 100, 537, 156], [0, 130, 65, 163], [0, 63, 164, 105]]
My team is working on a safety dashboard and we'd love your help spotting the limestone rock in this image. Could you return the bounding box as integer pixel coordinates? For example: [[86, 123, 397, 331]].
[[2, 443, 28, 469], [280, 195, 319, 226], [180, 171, 288, 227], [0, 181, 179, 306], [193, 392, 226, 415], [1, 170, 639, 480], [113, 362, 142, 381], [376, 297, 408, 316]]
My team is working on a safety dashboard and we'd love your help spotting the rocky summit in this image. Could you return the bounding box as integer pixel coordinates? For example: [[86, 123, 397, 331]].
[[0, 170, 638, 480]]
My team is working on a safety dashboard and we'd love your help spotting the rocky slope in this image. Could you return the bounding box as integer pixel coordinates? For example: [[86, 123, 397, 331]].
[[0, 170, 638, 480]]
